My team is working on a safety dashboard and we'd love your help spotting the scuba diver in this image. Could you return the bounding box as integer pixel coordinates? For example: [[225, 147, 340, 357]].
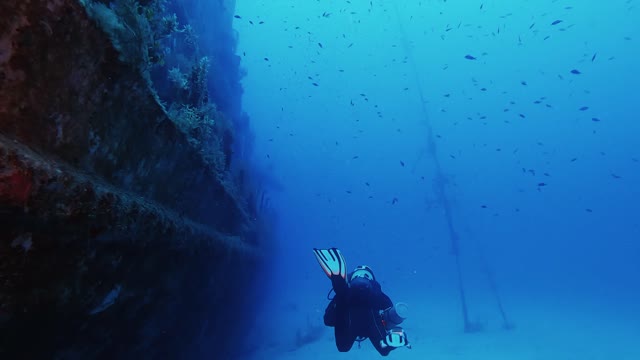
[[313, 248, 411, 356]]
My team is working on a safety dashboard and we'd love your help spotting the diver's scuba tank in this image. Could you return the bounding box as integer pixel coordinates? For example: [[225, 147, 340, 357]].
[[380, 302, 409, 330]]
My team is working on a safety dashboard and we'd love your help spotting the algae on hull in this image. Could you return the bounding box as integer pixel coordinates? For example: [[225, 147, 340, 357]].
[[0, 0, 270, 358]]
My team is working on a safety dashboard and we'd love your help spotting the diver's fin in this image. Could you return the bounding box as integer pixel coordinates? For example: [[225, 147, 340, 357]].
[[313, 248, 347, 279]]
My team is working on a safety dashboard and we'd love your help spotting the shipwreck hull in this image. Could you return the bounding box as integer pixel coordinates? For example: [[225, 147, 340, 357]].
[[0, 0, 265, 358]]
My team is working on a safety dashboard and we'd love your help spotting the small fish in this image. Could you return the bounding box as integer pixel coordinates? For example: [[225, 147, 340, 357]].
[[352, 156, 359, 159], [521, 81, 528, 86], [585, 208, 593, 212], [318, 42, 323, 48], [591, 53, 597, 62], [400, 161, 405, 167], [365, 182, 370, 186], [519, 114, 526, 118], [538, 182, 547, 187], [391, 198, 398, 205], [264, 57, 269, 61], [312, 82, 319, 86], [570, 69, 581, 74], [249, 20, 254, 25], [611, 173, 621, 179], [570, 158, 577, 162], [579, 106, 589, 111], [234, 15, 242, 19], [481, 205, 488, 208], [259, 21, 265, 24], [551, 20, 563, 25], [464, 54, 477, 60]]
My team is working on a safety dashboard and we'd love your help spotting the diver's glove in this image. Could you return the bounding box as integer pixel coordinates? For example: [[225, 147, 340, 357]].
[[380, 327, 412, 349]]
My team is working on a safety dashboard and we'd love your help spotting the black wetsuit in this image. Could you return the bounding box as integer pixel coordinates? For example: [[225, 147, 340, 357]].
[[323, 274, 394, 356]]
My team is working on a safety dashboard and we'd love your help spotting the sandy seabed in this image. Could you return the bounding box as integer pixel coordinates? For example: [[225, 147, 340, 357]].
[[251, 293, 640, 360]]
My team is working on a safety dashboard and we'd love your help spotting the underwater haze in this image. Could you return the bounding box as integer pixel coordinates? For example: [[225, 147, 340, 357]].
[[232, 0, 639, 359]]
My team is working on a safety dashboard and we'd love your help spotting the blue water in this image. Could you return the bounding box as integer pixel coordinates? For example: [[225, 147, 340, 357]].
[[210, 0, 638, 358]]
